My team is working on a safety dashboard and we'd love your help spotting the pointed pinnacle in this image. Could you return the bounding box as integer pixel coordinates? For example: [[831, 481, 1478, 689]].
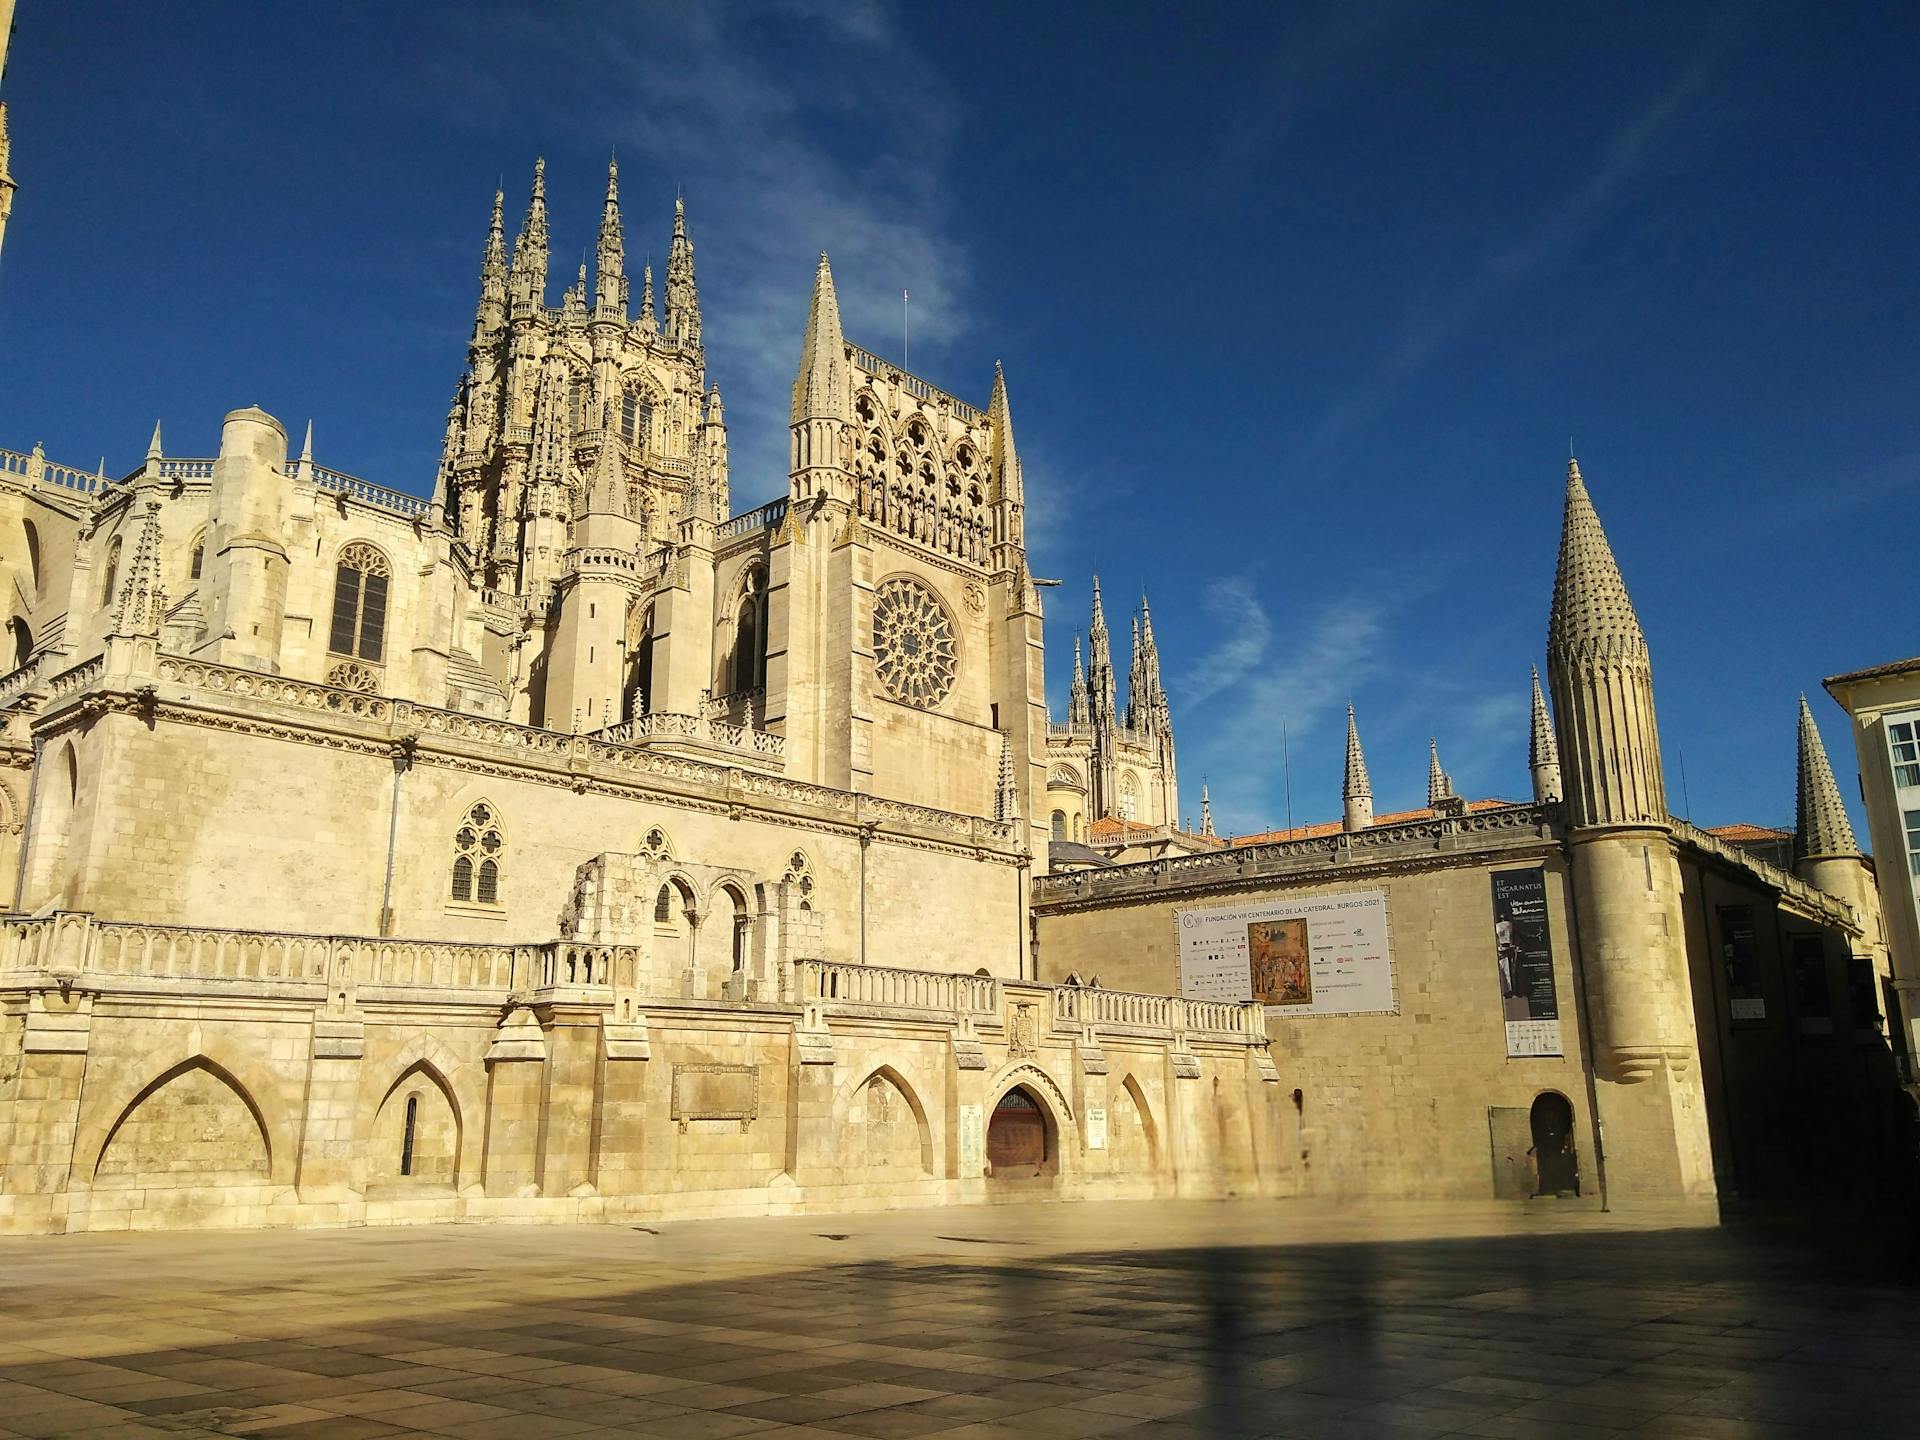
[[146, 420, 163, 461], [299, 420, 313, 465], [1796, 694, 1859, 860]]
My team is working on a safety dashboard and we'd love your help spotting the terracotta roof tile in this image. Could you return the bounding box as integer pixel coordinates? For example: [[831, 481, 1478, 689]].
[[1229, 798, 1517, 846]]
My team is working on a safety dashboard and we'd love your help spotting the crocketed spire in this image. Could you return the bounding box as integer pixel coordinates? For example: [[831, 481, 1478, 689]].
[[473, 187, 507, 341], [1548, 458, 1645, 662], [664, 195, 700, 347], [1427, 738, 1453, 808], [595, 154, 627, 316], [1068, 634, 1090, 726], [1342, 704, 1373, 833], [1544, 456, 1668, 828], [113, 502, 168, 638], [1200, 783, 1216, 839], [1530, 665, 1563, 804], [509, 157, 549, 310], [791, 252, 849, 425], [1796, 694, 1859, 861], [989, 360, 1022, 508]]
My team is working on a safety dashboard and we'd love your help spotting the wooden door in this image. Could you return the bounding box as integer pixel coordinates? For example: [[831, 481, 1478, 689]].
[[987, 1089, 1048, 1174]]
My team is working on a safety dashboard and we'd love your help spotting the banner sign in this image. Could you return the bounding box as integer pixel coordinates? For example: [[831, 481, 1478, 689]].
[[1491, 867, 1562, 1057], [1719, 905, 1766, 1022], [1177, 889, 1393, 1016]]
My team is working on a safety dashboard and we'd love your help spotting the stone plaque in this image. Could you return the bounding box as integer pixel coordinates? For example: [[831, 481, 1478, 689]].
[[1086, 1106, 1108, 1150], [959, 1102, 984, 1174], [671, 1063, 759, 1131]]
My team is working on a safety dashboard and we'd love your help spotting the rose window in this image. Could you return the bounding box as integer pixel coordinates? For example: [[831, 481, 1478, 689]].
[[872, 578, 957, 709]]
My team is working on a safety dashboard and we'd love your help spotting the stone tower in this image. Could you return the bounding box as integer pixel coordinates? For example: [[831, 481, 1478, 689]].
[[1529, 665, 1563, 804], [1342, 704, 1373, 832], [1546, 457, 1713, 1202], [1794, 694, 1887, 975]]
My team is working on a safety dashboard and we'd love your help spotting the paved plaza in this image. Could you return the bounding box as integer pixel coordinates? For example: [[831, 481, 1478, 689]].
[[0, 1200, 1914, 1439]]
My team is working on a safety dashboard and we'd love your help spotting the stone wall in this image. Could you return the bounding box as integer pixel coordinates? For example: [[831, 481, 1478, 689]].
[[0, 915, 1283, 1234]]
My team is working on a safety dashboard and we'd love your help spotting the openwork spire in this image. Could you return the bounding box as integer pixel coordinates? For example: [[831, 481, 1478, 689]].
[[665, 195, 700, 347], [509, 157, 549, 309], [595, 155, 627, 316], [1088, 576, 1116, 727], [792, 252, 849, 425], [639, 261, 656, 332], [473, 188, 507, 339], [1068, 634, 1090, 726], [1796, 694, 1859, 861], [1548, 458, 1645, 662]]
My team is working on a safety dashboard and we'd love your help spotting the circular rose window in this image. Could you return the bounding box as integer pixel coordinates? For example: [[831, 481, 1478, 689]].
[[873, 578, 957, 709]]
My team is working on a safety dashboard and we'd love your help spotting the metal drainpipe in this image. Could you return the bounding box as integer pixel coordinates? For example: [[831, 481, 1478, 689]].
[[11, 735, 44, 912], [379, 736, 417, 937]]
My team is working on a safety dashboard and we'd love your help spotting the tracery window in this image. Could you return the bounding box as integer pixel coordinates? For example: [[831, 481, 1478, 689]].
[[1118, 772, 1139, 822], [872, 577, 957, 710], [449, 801, 504, 905], [328, 542, 390, 664], [783, 850, 815, 909], [100, 537, 122, 608], [620, 390, 653, 451]]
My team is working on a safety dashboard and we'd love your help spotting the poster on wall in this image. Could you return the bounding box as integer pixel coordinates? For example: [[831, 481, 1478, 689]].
[[1491, 867, 1562, 1057], [1718, 905, 1766, 1022], [1177, 889, 1394, 1016]]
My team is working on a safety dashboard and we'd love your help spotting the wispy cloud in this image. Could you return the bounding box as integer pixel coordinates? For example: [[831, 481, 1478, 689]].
[[1318, 45, 1724, 443], [433, 1, 970, 502]]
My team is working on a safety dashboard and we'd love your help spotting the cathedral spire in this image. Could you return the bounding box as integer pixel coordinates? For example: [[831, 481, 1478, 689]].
[[1089, 576, 1117, 728], [1546, 457, 1667, 827], [509, 157, 550, 311], [792, 252, 849, 425], [1427, 738, 1454, 810], [664, 195, 701, 347], [1343, 704, 1374, 832], [473, 187, 507, 341], [1200, 783, 1216, 839], [595, 154, 627, 318], [583, 431, 627, 516], [989, 361, 1022, 504], [639, 261, 656, 333], [1530, 666, 1563, 804], [1127, 612, 1143, 729], [1069, 634, 1090, 726], [1796, 694, 1859, 862]]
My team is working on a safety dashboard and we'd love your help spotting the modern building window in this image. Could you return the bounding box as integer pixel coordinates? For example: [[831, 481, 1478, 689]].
[[450, 801, 504, 904], [1904, 808, 1920, 878], [328, 542, 390, 663], [1890, 721, 1920, 789]]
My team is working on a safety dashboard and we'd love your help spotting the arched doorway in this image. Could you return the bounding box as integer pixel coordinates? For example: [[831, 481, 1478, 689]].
[[987, 1086, 1052, 1177], [1530, 1092, 1578, 1196]]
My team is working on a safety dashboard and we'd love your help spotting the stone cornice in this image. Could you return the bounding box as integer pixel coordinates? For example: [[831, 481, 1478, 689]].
[[1032, 804, 1564, 913]]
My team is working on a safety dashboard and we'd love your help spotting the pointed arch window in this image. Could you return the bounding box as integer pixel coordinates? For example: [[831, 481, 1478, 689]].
[[620, 389, 653, 452], [450, 801, 504, 906], [100, 537, 122, 608], [188, 530, 205, 581], [732, 567, 768, 694], [1051, 811, 1067, 842], [328, 542, 390, 663]]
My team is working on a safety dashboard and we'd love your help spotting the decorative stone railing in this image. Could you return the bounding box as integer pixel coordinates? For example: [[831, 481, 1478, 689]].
[[155, 656, 394, 720], [0, 652, 48, 709], [592, 710, 786, 760], [717, 496, 789, 541], [847, 345, 985, 424], [46, 655, 106, 699], [1050, 985, 1265, 1040], [155, 458, 215, 481], [310, 464, 432, 519], [1035, 803, 1559, 903], [0, 445, 112, 498], [1669, 818, 1860, 932], [794, 958, 998, 1015]]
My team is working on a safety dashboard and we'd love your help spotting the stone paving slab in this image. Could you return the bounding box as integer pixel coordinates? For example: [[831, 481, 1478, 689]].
[[0, 1200, 1916, 1437]]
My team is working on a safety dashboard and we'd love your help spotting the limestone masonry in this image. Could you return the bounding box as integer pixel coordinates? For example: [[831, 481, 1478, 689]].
[[0, 156, 1906, 1233]]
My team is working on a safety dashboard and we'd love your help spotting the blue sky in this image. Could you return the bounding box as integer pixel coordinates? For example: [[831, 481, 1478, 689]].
[[2, 2, 1913, 841]]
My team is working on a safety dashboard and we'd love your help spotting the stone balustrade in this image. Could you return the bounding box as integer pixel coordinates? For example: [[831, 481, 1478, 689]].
[[794, 958, 998, 1015]]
